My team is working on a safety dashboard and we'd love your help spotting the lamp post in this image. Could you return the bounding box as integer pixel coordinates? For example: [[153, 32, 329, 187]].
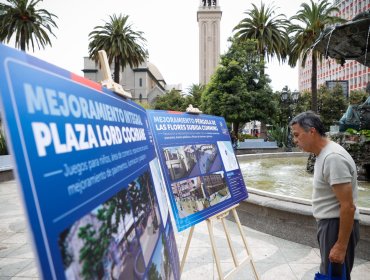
[[281, 89, 299, 152]]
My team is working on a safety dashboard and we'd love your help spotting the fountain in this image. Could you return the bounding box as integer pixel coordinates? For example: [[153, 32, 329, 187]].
[[238, 153, 370, 208], [232, 152, 370, 260]]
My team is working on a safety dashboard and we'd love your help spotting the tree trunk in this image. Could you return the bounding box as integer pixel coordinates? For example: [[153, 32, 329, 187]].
[[20, 32, 26, 52], [311, 52, 318, 112], [233, 122, 240, 138], [259, 121, 267, 139], [260, 53, 265, 76], [113, 58, 120, 83]]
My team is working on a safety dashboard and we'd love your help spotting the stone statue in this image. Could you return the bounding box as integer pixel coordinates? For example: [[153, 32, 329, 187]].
[[339, 96, 370, 131]]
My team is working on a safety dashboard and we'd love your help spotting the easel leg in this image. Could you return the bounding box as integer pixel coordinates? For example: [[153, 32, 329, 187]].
[[232, 208, 259, 279], [180, 226, 195, 274], [206, 218, 224, 279], [221, 218, 239, 267], [180, 206, 259, 280]]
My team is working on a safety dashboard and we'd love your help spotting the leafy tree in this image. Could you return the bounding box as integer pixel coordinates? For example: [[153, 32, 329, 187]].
[[161, 234, 171, 279], [134, 101, 153, 109], [201, 38, 277, 134], [275, 86, 311, 127], [88, 14, 147, 83], [78, 189, 131, 279], [148, 263, 162, 280], [288, 0, 345, 112], [129, 181, 148, 217], [58, 228, 73, 268], [184, 84, 205, 109], [153, 89, 187, 111], [128, 172, 160, 232], [233, 2, 289, 73], [318, 84, 347, 131], [269, 86, 311, 146], [78, 224, 105, 279], [294, 90, 312, 115], [268, 125, 289, 148], [0, 0, 58, 52], [350, 89, 368, 105]]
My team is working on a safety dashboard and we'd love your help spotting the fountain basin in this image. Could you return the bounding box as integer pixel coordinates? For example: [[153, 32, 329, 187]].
[[233, 152, 370, 260]]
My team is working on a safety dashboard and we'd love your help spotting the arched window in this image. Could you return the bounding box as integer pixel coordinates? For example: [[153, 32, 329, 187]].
[[139, 78, 143, 87]]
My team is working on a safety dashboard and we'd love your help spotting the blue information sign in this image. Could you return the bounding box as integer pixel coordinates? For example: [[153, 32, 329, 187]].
[[0, 44, 179, 280], [147, 110, 248, 231]]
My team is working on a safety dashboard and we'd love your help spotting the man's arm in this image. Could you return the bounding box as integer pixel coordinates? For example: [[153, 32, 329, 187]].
[[329, 182, 356, 263]]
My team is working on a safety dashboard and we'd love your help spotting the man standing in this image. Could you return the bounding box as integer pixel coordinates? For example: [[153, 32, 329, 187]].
[[290, 111, 360, 279]]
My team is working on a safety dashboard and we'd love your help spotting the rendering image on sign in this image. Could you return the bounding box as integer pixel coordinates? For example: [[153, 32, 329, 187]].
[[147, 110, 248, 231], [0, 44, 179, 280]]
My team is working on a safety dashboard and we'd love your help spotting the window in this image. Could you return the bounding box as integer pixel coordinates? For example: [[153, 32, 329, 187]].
[[139, 78, 143, 87]]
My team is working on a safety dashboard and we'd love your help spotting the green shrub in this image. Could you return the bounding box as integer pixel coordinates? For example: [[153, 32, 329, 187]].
[[238, 134, 257, 141], [268, 125, 288, 148]]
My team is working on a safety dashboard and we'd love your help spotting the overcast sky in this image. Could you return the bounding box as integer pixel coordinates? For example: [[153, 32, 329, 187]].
[[6, 0, 311, 92]]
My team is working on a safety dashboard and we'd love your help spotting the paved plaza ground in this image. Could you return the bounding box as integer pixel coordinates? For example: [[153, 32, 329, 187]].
[[1, 180, 369, 279]]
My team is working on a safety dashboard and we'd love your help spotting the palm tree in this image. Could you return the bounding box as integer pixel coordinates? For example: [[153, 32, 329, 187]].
[[233, 2, 289, 73], [88, 14, 147, 84], [185, 83, 205, 108], [288, 0, 345, 112], [0, 0, 58, 52]]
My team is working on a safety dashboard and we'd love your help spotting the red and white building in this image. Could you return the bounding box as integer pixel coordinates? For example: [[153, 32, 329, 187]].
[[299, 0, 370, 93]]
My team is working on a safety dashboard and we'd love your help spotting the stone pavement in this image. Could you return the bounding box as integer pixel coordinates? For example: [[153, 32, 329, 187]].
[[1, 180, 369, 279]]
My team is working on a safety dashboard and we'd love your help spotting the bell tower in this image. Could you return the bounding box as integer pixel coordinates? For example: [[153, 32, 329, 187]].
[[197, 0, 222, 85]]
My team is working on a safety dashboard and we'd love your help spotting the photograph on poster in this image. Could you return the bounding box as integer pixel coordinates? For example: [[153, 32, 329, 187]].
[[58, 170, 164, 280], [162, 145, 199, 181], [149, 158, 169, 226], [164, 222, 180, 280], [170, 171, 230, 218], [194, 144, 222, 174], [146, 232, 175, 280], [146, 110, 248, 231], [171, 176, 205, 218], [58, 187, 144, 280], [128, 172, 162, 267], [202, 171, 230, 206], [217, 141, 239, 171]]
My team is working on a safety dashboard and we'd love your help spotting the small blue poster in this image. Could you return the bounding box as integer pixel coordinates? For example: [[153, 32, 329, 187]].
[[0, 44, 179, 280], [147, 110, 248, 231]]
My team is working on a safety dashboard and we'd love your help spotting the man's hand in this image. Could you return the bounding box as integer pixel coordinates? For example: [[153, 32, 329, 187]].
[[329, 242, 347, 263]]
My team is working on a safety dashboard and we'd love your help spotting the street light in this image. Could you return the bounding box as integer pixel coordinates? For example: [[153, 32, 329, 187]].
[[292, 90, 299, 103], [280, 88, 300, 152]]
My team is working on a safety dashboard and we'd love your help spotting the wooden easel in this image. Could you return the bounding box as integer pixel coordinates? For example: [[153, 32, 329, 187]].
[[180, 204, 259, 280]]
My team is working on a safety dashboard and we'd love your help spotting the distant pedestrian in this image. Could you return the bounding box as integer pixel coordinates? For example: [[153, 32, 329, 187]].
[[290, 111, 360, 280], [230, 131, 238, 150]]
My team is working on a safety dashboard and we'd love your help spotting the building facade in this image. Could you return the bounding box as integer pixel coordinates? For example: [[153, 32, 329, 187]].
[[82, 57, 180, 104], [299, 0, 370, 94], [197, 0, 222, 85]]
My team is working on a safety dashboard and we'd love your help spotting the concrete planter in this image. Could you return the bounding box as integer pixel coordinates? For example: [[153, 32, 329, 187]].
[[230, 189, 370, 261]]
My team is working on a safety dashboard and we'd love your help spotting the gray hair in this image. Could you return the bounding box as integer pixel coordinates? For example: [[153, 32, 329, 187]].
[[289, 111, 326, 137]]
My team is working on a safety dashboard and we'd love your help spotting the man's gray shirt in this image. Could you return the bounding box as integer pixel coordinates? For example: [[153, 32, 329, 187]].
[[312, 141, 360, 220]]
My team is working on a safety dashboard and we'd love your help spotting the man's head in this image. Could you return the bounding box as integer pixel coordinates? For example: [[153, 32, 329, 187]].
[[289, 111, 326, 154]]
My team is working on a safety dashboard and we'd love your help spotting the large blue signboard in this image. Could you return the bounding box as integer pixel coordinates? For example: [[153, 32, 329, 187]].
[[147, 110, 248, 231], [0, 44, 179, 280]]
